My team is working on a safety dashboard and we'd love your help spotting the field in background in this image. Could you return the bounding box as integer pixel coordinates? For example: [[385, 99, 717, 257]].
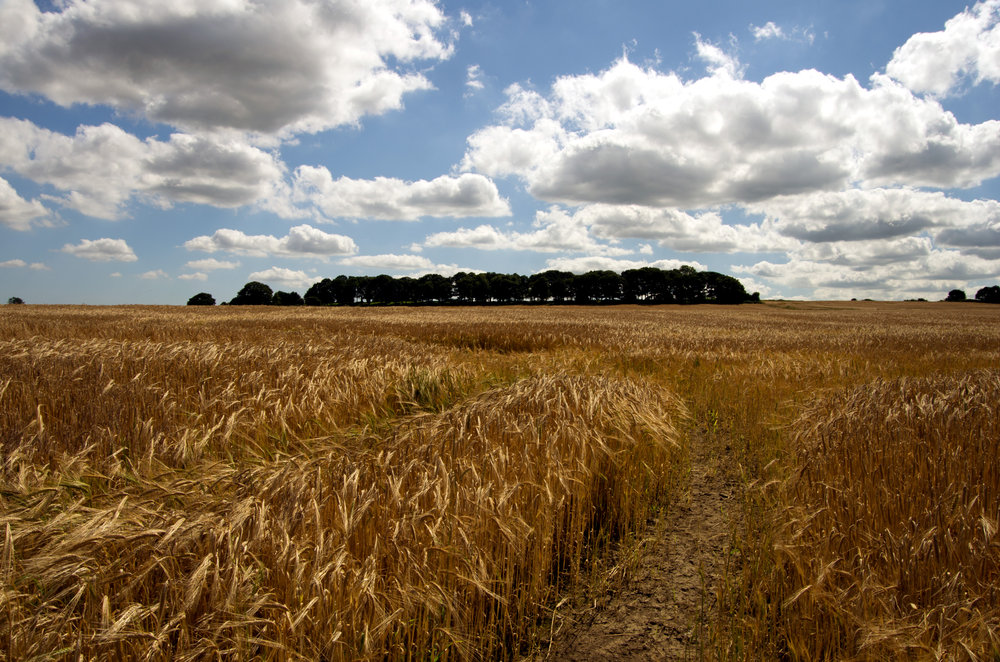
[[1, 302, 997, 659]]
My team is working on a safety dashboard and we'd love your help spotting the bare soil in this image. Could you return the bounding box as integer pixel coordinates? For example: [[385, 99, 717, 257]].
[[531, 431, 737, 661]]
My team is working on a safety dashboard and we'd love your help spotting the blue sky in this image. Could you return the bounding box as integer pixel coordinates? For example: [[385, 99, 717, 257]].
[[2, 0, 1000, 303]]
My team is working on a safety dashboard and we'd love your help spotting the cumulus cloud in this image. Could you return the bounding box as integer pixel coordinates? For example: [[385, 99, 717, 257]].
[[340, 254, 436, 270], [542, 256, 707, 274], [61, 238, 137, 262], [293, 167, 510, 220], [184, 224, 358, 258], [748, 188, 1000, 245], [0, 0, 452, 136], [0, 175, 49, 230], [0, 118, 292, 220], [737, 249, 1000, 300], [422, 206, 635, 255], [575, 204, 797, 253], [184, 258, 240, 271], [178, 272, 208, 281], [247, 267, 322, 289], [461, 56, 1000, 208], [887, 0, 1000, 96], [140, 269, 169, 280], [2, 258, 50, 270]]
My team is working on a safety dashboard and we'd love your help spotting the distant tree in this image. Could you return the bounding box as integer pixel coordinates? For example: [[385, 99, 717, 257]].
[[704, 272, 750, 304], [369, 274, 397, 304], [452, 272, 490, 303], [304, 278, 336, 306], [395, 277, 418, 303], [945, 289, 967, 302], [536, 270, 575, 303], [230, 281, 273, 305], [622, 267, 665, 302], [975, 285, 1000, 303], [186, 292, 215, 306], [7, 296, 24, 305], [417, 273, 452, 303], [527, 273, 551, 302], [272, 290, 303, 306]]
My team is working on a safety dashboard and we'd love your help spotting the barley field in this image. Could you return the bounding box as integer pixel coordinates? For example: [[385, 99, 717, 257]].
[[1, 302, 997, 660]]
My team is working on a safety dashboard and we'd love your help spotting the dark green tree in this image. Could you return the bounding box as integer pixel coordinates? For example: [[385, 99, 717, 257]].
[[272, 290, 303, 306], [537, 270, 575, 303], [946, 289, 967, 302], [230, 281, 273, 305], [527, 273, 551, 302], [975, 285, 1000, 303], [186, 292, 215, 306], [417, 273, 453, 302], [452, 272, 490, 303], [7, 296, 25, 305], [703, 272, 750, 304], [304, 278, 336, 305], [622, 267, 665, 303]]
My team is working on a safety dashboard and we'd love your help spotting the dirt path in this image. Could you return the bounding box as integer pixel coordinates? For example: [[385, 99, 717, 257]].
[[533, 432, 737, 661]]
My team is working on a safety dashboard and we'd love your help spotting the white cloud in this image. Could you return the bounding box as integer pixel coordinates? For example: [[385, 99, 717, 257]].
[[184, 224, 357, 258], [466, 64, 485, 93], [542, 256, 707, 274], [247, 267, 322, 289], [178, 272, 208, 281], [693, 34, 743, 79], [750, 22, 814, 44], [293, 167, 510, 220], [0, 259, 27, 268], [736, 249, 1000, 300], [751, 22, 785, 41], [422, 206, 634, 255], [460, 10, 473, 27], [461, 55, 1000, 208], [0, 175, 49, 230], [184, 258, 240, 271], [0, 118, 293, 220], [0, 0, 452, 137], [340, 254, 435, 270], [140, 269, 168, 280], [29, 262, 49, 270], [576, 204, 797, 253], [61, 237, 137, 262], [748, 188, 1000, 247], [887, 0, 1000, 96]]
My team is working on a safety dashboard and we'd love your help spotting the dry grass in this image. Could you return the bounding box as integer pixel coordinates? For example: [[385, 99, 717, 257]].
[[1, 302, 998, 659], [773, 372, 1000, 660]]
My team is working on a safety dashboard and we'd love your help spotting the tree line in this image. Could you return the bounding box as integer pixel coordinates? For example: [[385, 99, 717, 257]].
[[188, 266, 761, 306], [946, 286, 1000, 303]]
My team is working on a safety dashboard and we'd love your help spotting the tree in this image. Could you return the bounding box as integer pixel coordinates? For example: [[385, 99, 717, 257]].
[[535, 271, 575, 303], [7, 296, 24, 305], [946, 289, 967, 302], [304, 278, 336, 306], [272, 290, 303, 306], [186, 292, 215, 306], [703, 272, 750, 304], [230, 281, 273, 305], [975, 285, 1000, 303], [417, 273, 452, 303]]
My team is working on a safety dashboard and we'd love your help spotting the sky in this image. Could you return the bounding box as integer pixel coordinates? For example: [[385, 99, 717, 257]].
[[2, 0, 1000, 303]]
